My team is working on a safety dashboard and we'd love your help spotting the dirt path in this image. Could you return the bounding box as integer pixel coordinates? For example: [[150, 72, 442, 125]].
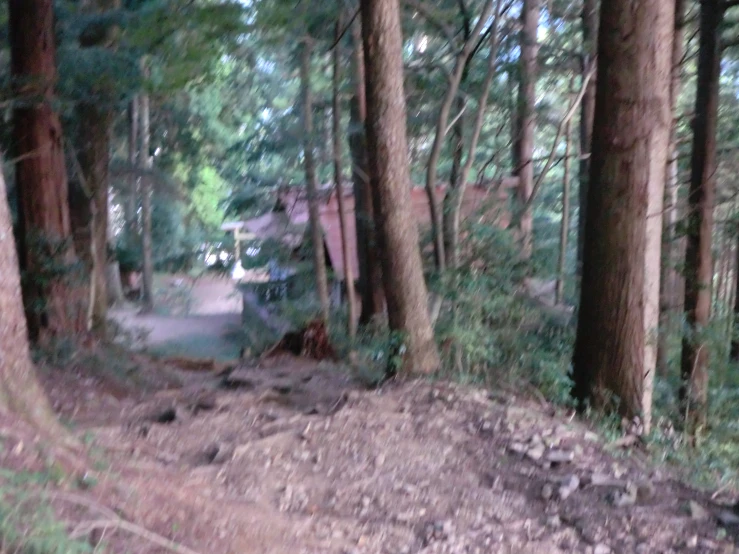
[[8, 276, 737, 553], [35, 353, 738, 554], [111, 276, 245, 360]]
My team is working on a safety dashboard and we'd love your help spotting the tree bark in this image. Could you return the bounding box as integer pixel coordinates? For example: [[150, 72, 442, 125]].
[[643, 0, 676, 431], [657, 0, 686, 376], [444, 92, 465, 268], [106, 260, 124, 305], [680, 0, 721, 436], [556, 118, 571, 306], [10, 0, 84, 341], [361, 0, 440, 374], [572, 0, 673, 420], [0, 156, 65, 432], [731, 232, 739, 360], [508, 67, 519, 173], [349, 20, 385, 324], [70, 103, 111, 334], [139, 86, 155, 313], [300, 40, 331, 323], [726, 224, 737, 360], [515, 0, 540, 260], [576, 0, 598, 274], [126, 97, 140, 240], [718, 226, 733, 353], [713, 223, 727, 315], [334, 18, 358, 339]]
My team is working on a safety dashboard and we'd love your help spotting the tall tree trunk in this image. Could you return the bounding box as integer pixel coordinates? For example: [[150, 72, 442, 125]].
[[714, 223, 728, 314], [300, 40, 331, 322], [572, 0, 673, 420], [643, 0, 677, 431], [680, 0, 721, 436], [443, 92, 465, 268], [68, 0, 120, 335], [70, 103, 111, 334], [576, 0, 597, 274], [139, 86, 154, 312], [726, 221, 737, 360], [349, 20, 385, 324], [361, 0, 440, 375], [556, 118, 571, 305], [719, 227, 735, 367], [0, 157, 66, 433], [731, 232, 739, 361], [10, 0, 84, 341], [515, 0, 540, 260], [126, 97, 139, 240], [334, 18, 358, 339], [643, 112, 668, 433], [68, 104, 110, 334], [508, 67, 519, 173], [657, 0, 686, 376]]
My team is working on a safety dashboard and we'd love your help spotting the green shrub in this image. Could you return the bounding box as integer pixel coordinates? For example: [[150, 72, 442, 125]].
[[432, 223, 574, 400], [0, 480, 95, 554]]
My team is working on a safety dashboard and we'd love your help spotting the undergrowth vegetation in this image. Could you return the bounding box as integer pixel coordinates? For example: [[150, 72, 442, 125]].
[[242, 221, 739, 492], [0, 471, 94, 554]]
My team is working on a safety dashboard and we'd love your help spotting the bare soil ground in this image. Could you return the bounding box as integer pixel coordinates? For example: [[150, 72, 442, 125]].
[[1, 352, 733, 554], [4, 278, 738, 553]]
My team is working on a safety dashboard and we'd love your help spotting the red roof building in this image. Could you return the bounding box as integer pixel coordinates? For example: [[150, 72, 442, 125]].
[[318, 180, 515, 281]]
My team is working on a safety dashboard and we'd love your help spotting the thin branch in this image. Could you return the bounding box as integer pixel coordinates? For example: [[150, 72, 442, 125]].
[[326, 7, 359, 52], [424, 0, 498, 269], [445, 0, 504, 267], [444, 103, 467, 135], [64, 137, 97, 332], [524, 63, 596, 210], [469, 0, 514, 59]]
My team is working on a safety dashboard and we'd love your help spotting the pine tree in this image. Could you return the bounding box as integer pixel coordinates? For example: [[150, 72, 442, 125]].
[[572, 0, 673, 419], [361, 0, 440, 374], [10, 0, 84, 340], [681, 0, 722, 435]]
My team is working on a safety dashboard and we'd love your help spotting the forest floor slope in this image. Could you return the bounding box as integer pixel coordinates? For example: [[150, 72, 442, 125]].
[[3, 351, 736, 553]]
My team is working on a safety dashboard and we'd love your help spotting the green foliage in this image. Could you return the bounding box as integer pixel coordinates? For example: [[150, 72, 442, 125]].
[[124, 0, 248, 91], [0, 477, 94, 554], [432, 223, 574, 400], [151, 194, 204, 271], [57, 45, 141, 107], [644, 376, 739, 490], [114, 235, 142, 273], [190, 166, 228, 230]]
